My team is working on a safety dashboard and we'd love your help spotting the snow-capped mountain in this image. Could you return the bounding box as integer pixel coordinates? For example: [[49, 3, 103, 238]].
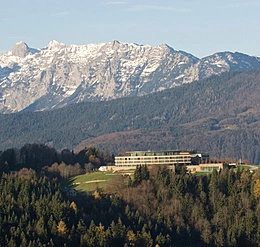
[[0, 40, 260, 113]]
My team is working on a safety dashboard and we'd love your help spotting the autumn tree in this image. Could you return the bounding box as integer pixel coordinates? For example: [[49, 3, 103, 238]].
[[57, 220, 67, 236]]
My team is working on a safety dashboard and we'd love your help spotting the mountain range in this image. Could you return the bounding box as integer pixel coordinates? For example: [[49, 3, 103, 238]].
[[1, 40, 260, 113], [0, 40, 260, 164]]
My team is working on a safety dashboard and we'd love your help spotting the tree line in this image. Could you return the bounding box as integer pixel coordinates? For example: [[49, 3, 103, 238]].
[[0, 144, 114, 177]]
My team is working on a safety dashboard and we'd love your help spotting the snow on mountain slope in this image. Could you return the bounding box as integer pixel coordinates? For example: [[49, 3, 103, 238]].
[[0, 40, 260, 113]]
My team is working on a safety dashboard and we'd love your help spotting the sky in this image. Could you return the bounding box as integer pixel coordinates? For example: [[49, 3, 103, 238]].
[[0, 0, 259, 58]]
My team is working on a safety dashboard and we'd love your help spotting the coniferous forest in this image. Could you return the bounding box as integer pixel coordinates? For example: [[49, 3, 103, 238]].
[[1, 144, 260, 246]]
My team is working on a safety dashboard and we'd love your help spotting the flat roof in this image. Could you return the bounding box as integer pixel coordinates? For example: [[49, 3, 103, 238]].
[[126, 150, 197, 153], [115, 150, 209, 157]]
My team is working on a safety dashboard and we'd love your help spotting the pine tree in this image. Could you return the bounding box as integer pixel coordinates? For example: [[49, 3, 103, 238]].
[[141, 165, 150, 181], [133, 165, 142, 186], [126, 230, 137, 246], [77, 219, 87, 235], [81, 220, 98, 247], [35, 216, 47, 237], [96, 223, 107, 247], [7, 237, 17, 247], [140, 226, 153, 247], [19, 231, 27, 247], [155, 233, 166, 247]]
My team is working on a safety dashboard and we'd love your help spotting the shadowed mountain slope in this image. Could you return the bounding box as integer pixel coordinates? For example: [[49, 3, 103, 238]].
[[0, 70, 259, 163]]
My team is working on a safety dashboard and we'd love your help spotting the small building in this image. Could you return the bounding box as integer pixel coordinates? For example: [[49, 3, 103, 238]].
[[62, 187, 77, 197], [186, 163, 224, 173], [98, 166, 115, 172]]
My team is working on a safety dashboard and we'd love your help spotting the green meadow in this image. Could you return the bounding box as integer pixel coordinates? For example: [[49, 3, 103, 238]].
[[68, 170, 135, 192]]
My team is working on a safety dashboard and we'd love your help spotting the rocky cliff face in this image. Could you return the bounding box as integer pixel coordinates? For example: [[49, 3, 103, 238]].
[[0, 40, 260, 113]]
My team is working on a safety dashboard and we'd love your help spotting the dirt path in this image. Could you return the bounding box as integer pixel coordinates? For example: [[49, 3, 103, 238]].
[[248, 165, 259, 172], [73, 180, 108, 185]]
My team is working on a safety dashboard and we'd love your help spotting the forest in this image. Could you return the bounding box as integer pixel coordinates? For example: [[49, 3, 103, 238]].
[[1, 144, 260, 246], [0, 70, 260, 163], [0, 144, 113, 176]]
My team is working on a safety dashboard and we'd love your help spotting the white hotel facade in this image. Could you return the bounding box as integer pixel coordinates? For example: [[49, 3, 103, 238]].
[[114, 150, 224, 173]]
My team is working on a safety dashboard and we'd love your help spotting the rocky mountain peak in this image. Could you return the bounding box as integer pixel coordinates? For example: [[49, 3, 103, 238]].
[[47, 40, 66, 50], [11, 41, 30, 58], [111, 40, 120, 47], [159, 43, 174, 52]]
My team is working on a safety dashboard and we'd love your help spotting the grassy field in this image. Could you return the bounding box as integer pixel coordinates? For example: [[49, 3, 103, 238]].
[[237, 165, 250, 169], [69, 171, 123, 192]]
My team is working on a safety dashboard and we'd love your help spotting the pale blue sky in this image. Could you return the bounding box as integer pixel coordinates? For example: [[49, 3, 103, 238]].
[[0, 0, 259, 58]]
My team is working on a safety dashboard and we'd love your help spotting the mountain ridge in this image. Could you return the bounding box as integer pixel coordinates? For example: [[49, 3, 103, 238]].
[[0, 70, 259, 163], [1, 40, 260, 113]]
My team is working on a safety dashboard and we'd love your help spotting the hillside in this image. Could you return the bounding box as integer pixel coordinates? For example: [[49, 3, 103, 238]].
[[2, 161, 260, 246], [0, 70, 259, 163], [75, 69, 260, 162]]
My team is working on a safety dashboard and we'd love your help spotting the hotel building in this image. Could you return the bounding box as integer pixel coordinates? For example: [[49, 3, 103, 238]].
[[114, 150, 223, 173]]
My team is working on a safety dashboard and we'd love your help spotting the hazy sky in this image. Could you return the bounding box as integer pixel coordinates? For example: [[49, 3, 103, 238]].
[[0, 0, 259, 58]]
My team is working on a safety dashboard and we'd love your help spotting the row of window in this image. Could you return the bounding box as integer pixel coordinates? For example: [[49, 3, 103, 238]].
[[129, 151, 190, 157], [115, 156, 191, 166], [116, 156, 190, 160], [201, 166, 221, 171]]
